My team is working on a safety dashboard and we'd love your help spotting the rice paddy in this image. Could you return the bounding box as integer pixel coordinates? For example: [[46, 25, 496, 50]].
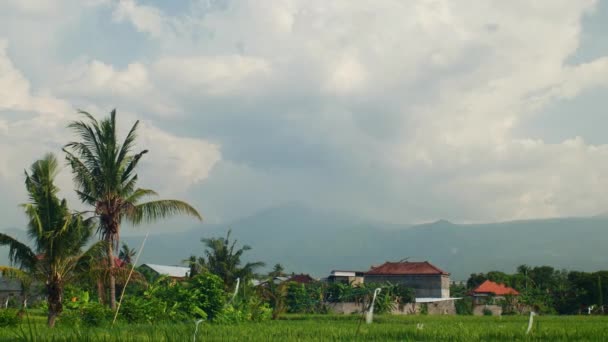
[[2, 313, 608, 341]]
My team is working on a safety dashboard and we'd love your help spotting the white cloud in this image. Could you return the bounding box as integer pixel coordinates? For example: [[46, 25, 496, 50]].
[[112, 0, 166, 39], [153, 55, 272, 96], [2, 0, 608, 224], [138, 122, 222, 194], [61, 60, 151, 97], [0, 38, 221, 227]]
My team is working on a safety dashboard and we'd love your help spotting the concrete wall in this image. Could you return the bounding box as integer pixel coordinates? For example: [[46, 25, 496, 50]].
[[473, 305, 503, 316], [327, 300, 456, 315], [363, 274, 450, 298]]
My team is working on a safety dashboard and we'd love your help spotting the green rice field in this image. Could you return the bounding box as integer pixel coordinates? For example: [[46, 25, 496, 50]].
[[2, 313, 608, 341]]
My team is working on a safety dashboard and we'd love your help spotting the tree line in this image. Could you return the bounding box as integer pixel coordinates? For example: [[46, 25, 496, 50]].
[[452, 265, 608, 315]]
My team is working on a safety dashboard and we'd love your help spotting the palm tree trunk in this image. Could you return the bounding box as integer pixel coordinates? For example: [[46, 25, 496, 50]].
[[47, 278, 63, 328], [107, 241, 117, 310], [97, 278, 106, 304]]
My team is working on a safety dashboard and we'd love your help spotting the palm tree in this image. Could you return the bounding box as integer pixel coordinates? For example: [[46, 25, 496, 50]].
[[269, 263, 286, 277], [201, 230, 265, 291], [183, 254, 207, 278], [119, 242, 136, 265], [63, 109, 202, 310], [0, 154, 102, 327]]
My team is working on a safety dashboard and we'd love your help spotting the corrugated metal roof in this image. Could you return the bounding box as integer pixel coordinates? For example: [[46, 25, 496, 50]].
[[415, 297, 461, 303], [0, 278, 22, 292], [143, 264, 190, 278]]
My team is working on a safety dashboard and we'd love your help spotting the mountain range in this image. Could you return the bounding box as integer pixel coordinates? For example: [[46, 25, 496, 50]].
[[3, 204, 607, 280]]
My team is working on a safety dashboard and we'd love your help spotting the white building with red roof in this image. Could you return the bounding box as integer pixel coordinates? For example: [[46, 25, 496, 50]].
[[470, 280, 520, 304], [364, 261, 451, 298]]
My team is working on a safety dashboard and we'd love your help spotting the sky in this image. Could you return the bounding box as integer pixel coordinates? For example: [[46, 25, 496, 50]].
[[1, 0, 608, 231]]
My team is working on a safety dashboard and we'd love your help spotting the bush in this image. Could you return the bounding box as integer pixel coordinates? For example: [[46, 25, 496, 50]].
[[248, 300, 272, 322], [286, 282, 326, 314], [82, 302, 113, 326], [0, 309, 21, 327], [455, 297, 474, 315], [215, 305, 246, 324], [144, 273, 226, 322], [62, 302, 113, 327], [59, 309, 81, 327], [120, 296, 168, 324], [483, 308, 494, 316], [189, 273, 226, 321], [420, 303, 429, 315]]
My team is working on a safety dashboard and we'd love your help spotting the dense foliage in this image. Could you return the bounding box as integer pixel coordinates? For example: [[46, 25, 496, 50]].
[[0, 154, 101, 327], [467, 265, 608, 314]]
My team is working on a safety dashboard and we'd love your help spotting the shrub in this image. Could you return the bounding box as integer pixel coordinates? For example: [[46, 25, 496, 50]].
[[215, 305, 246, 324], [81, 302, 113, 326], [0, 309, 21, 327], [420, 303, 429, 315], [189, 273, 226, 321], [483, 308, 494, 316], [59, 309, 82, 327], [120, 296, 168, 324], [144, 273, 226, 322], [249, 301, 272, 322], [455, 297, 474, 315]]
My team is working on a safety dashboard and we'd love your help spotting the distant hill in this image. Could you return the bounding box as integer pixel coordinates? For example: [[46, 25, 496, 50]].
[[3, 205, 608, 280], [121, 205, 608, 280]]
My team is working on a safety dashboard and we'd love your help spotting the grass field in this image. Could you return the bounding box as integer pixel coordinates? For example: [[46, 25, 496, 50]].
[[2, 313, 608, 341]]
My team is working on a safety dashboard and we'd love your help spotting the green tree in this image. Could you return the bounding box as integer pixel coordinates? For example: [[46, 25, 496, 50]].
[[269, 263, 285, 277], [200, 230, 265, 291], [118, 243, 136, 265], [63, 110, 202, 310], [183, 255, 207, 278], [0, 154, 102, 327]]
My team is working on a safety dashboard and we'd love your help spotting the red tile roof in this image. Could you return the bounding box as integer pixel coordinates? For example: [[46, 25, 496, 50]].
[[365, 261, 449, 276], [471, 280, 520, 296], [287, 274, 316, 284]]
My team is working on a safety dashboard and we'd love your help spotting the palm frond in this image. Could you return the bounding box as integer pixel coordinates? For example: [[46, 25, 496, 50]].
[[0, 234, 36, 270], [127, 199, 202, 225], [116, 119, 140, 168], [0, 266, 32, 284], [123, 188, 158, 205]]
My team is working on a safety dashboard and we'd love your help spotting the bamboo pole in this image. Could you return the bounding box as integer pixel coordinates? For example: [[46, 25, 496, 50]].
[[112, 232, 149, 327]]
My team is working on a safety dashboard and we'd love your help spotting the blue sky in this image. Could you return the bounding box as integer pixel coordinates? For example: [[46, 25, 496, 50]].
[[1, 0, 608, 230]]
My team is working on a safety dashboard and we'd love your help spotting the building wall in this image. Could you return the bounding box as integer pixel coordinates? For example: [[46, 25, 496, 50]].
[[327, 300, 456, 315], [473, 304, 503, 316], [363, 274, 450, 298], [328, 276, 364, 285]]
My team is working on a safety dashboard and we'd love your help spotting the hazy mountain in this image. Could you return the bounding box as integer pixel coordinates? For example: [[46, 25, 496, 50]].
[[122, 205, 608, 280], [3, 205, 608, 280]]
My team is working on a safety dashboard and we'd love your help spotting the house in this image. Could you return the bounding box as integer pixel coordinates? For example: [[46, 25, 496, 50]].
[[287, 274, 317, 284], [253, 274, 317, 287], [470, 280, 519, 304], [139, 264, 190, 280], [327, 270, 364, 285], [0, 277, 21, 307], [364, 261, 451, 298]]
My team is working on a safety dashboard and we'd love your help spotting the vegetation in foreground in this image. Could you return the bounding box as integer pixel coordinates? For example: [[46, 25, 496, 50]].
[[1, 313, 608, 341]]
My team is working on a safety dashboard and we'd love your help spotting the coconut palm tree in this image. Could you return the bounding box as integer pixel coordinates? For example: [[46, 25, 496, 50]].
[[0, 154, 102, 327], [269, 263, 286, 277], [118, 242, 136, 265], [183, 254, 207, 278], [63, 109, 202, 310], [201, 230, 265, 291]]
